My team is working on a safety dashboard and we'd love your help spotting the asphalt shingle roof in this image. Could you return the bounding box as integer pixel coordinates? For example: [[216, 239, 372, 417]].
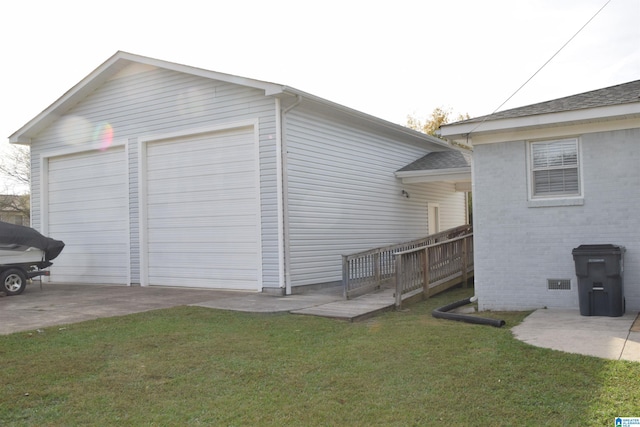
[[397, 151, 471, 172], [456, 79, 640, 124]]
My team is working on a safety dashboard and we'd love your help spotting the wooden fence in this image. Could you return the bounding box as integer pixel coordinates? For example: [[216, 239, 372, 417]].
[[342, 225, 472, 299]]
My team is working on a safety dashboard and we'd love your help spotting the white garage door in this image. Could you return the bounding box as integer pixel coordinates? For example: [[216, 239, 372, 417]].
[[47, 148, 128, 284], [144, 126, 261, 290]]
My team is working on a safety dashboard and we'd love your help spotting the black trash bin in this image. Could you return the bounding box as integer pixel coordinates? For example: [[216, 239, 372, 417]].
[[572, 244, 625, 317]]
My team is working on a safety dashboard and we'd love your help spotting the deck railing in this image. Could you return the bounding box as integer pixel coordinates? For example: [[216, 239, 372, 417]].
[[342, 225, 472, 299], [394, 232, 473, 308]]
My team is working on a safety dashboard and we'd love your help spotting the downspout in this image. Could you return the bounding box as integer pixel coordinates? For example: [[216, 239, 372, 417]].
[[275, 98, 285, 294], [278, 94, 302, 295]]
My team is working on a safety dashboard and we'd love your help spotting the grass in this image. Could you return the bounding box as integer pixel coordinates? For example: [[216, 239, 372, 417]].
[[1, 287, 639, 426]]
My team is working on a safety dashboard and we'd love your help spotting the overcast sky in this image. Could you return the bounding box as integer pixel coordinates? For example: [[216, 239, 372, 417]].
[[1, 0, 638, 165]]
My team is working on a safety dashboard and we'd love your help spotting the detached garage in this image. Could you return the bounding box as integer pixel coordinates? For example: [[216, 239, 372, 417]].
[[10, 51, 469, 294]]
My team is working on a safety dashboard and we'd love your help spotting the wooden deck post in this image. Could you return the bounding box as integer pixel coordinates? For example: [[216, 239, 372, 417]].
[[422, 247, 431, 298], [395, 254, 402, 308], [461, 237, 468, 288], [374, 251, 380, 289], [342, 255, 349, 299]]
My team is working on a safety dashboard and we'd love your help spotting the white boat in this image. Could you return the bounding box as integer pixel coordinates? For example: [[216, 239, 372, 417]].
[[1, 222, 65, 296], [0, 243, 46, 266], [0, 222, 64, 268]]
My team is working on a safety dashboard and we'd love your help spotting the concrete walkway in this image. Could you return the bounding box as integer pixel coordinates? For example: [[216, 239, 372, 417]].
[[192, 285, 346, 313], [512, 309, 640, 362], [195, 286, 398, 322]]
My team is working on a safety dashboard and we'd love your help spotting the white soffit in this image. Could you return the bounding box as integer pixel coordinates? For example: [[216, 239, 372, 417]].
[[395, 167, 471, 184]]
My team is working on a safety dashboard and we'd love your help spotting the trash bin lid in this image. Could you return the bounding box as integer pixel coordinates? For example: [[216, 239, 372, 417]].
[[571, 244, 625, 255]]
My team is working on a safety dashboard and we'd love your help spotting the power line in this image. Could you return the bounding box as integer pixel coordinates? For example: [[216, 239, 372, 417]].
[[467, 0, 613, 136]]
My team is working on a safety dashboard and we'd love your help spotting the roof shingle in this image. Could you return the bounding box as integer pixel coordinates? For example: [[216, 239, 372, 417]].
[[397, 151, 471, 172], [456, 80, 640, 124]]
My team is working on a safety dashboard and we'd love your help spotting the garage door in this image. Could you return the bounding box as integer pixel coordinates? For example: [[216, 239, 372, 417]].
[[144, 127, 261, 290], [47, 148, 128, 284]]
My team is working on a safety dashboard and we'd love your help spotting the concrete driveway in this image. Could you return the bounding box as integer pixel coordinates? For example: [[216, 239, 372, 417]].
[[0, 283, 245, 335], [0, 282, 345, 335]]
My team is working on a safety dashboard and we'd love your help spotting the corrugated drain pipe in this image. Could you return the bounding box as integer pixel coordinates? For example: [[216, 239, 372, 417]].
[[432, 296, 505, 328]]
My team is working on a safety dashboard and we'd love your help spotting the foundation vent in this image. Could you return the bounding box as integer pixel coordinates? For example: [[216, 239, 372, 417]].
[[547, 279, 571, 290]]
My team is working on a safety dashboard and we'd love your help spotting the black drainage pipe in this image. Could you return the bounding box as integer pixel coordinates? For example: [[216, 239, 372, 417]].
[[432, 297, 506, 328]]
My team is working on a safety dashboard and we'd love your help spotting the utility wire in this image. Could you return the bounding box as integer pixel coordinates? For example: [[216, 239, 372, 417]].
[[466, 0, 612, 136]]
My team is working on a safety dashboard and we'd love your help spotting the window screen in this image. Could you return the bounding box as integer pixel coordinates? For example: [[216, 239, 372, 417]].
[[531, 139, 579, 197]]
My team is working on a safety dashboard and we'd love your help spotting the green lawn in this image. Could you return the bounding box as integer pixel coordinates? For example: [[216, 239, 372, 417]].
[[1, 287, 638, 426]]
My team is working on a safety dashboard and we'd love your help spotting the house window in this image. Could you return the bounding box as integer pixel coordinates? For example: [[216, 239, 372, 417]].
[[530, 138, 580, 198]]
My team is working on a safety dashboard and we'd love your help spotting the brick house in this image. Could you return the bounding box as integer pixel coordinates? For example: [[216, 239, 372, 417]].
[[439, 80, 640, 312]]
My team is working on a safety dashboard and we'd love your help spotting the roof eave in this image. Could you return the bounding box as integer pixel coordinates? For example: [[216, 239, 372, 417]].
[[396, 166, 471, 178], [438, 102, 640, 142], [10, 52, 126, 144], [395, 167, 471, 185]]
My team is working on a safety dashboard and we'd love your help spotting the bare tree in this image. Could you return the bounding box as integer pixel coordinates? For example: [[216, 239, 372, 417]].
[[0, 194, 30, 223], [0, 144, 30, 190], [0, 144, 30, 222]]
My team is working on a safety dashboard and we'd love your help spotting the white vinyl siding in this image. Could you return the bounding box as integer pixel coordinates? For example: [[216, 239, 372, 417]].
[[285, 109, 466, 287], [127, 137, 141, 284], [46, 148, 129, 284], [530, 138, 580, 197], [143, 125, 261, 290], [427, 203, 440, 234], [423, 183, 467, 231]]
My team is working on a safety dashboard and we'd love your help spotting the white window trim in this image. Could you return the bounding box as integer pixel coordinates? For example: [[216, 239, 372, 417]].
[[527, 137, 584, 207]]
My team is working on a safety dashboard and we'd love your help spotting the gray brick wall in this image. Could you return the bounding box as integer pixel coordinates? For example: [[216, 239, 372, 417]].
[[474, 128, 640, 312]]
